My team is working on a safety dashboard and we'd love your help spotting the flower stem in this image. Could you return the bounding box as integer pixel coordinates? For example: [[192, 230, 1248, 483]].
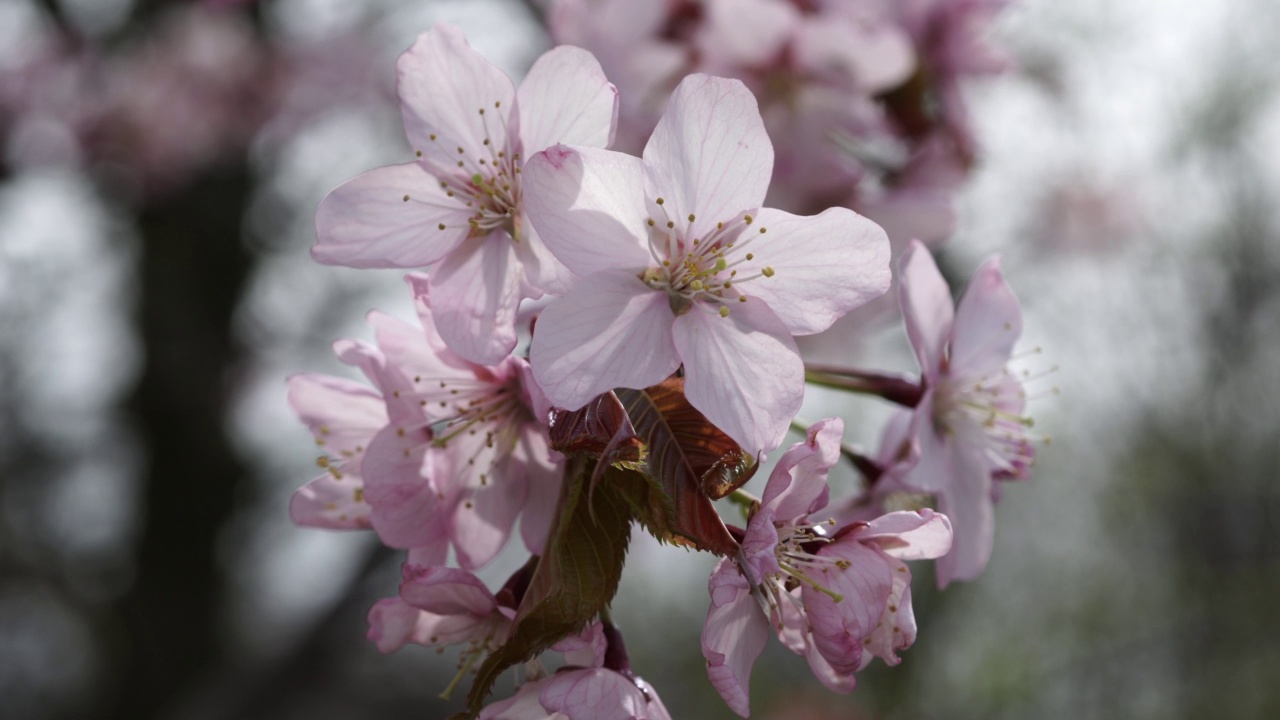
[[803, 365, 925, 407]]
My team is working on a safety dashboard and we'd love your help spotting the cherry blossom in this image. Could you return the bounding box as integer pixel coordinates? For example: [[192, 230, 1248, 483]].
[[883, 240, 1035, 586], [523, 74, 890, 454], [312, 23, 618, 364], [357, 275, 560, 568], [478, 624, 670, 720], [701, 419, 952, 715]]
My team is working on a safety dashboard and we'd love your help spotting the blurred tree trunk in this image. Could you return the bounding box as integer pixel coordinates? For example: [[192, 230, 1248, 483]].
[[110, 167, 254, 720]]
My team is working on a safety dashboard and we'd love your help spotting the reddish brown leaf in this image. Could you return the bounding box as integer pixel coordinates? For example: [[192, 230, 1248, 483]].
[[614, 377, 756, 556]]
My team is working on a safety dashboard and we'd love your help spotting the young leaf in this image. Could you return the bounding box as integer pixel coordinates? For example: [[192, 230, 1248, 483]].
[[465, 456, 633, 714], [614, 377, 756, 556]]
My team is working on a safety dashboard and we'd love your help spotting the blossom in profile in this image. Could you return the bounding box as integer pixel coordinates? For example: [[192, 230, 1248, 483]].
[[886, 239, 1035, 586], [478, 624, 671, 720], [312, 23, 618, 364], [523, 74, 891, 454], [700, 419, 952, 715]]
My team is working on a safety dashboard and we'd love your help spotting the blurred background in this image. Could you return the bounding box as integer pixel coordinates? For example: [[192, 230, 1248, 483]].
[[1, 0, 1278, 718]]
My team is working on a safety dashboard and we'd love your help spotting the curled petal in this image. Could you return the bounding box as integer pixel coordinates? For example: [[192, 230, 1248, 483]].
[[761, 417, 845, 520], [702, 560, 769, 717], [540, 668, 658, 720], [802, 540, 892, 674], [366, 598, 432, 654], [855, 509, 953, 561], [399, 564, 497, 616]]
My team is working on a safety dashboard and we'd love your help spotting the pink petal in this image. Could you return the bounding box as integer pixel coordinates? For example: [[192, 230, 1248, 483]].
[[517, 45, 618, 154], [530, 270, 680, 411], [702, 560, 769, 717], [289, 474, 372, 530], [642, 74, 773, 244], [740, 207, 891, 335], [366, 597, 432, 654], [898, 392, 952, 493], [803, 540, 893, 674], [540, 668, 653, 720], [452, 469, 528, 570], [478, 681, 547, 720], [312, 162, 472, 268], [874, 406, 920, 478], [511, 221, 576, 296], [699, 0, 798, 71], [287, 373, 386, 456], [399, 564, 497, 616], [864, 558, 916, 666], [366, 310, 461, 423], [801, 630, 858, 694], [673, 299, 803, 455], [360, 426, 446, 549], [935, 443, 996, 587], [762, 417, 844, 520], [522, 145, 651, 278], [855, 509, 953, 561], [516, 427, 562, 555], [950, 255, 1022, 375], [793, 15, 915, 93], [396, 24, 518, 169], [897, 240, 954, 377], [428, 234, 523, 366]]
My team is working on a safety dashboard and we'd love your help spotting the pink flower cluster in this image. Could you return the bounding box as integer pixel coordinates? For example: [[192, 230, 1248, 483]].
[[288, 16, 1043, 718], [548, 0, 1011, 244]]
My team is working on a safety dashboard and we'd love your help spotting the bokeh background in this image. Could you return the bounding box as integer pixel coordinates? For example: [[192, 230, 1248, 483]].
[[2, 0, 1278, 718]]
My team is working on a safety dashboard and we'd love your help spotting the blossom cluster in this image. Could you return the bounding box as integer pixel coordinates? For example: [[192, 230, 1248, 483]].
[[289, 12, 1045, 718], [547, 0, 1010, 244]]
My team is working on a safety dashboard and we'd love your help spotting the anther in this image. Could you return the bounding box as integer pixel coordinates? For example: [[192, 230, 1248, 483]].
[[761, 266, 775, 278], [655, 197, 665, 205], [719, 306, 731, 318]]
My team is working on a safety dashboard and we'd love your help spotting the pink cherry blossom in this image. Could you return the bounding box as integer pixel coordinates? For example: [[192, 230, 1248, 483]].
[[312, 23, 618, 364], [523, 74, 891, 454], [286, 331, 429, 532], [367, 563, 516, 661], [357, 275, 560, 569], [701, 419, 952, 715], [884, 239, 1035, 587]]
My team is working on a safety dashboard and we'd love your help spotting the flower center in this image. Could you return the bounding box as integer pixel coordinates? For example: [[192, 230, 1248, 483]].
[[638, 199, 777, 317], [406, 100, 526, 240], [935, 368, 1037, 478], [393, 368, 530, 491]]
